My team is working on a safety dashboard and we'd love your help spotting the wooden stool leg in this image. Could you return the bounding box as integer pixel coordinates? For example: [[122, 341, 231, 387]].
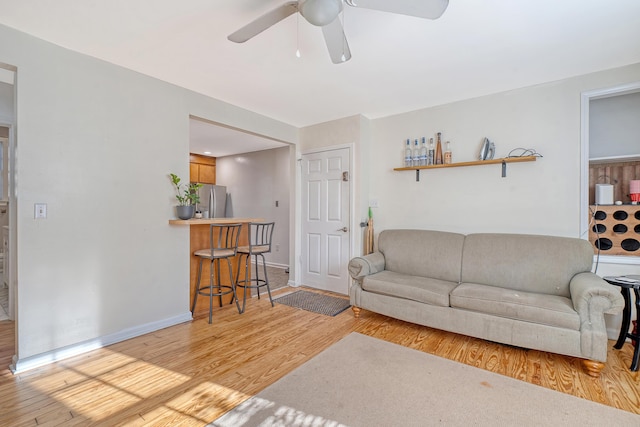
[[208, 259, 214, 324], [191, 258, 203, 315]]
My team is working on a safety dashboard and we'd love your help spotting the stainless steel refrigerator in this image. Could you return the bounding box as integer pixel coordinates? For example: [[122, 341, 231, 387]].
[[196, 184, 227, 218]]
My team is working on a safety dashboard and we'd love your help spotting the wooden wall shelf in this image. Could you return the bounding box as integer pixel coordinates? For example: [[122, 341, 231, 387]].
[[394, 156, 538, 181]]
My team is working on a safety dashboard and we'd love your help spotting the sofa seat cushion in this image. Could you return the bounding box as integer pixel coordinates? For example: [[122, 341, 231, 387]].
[[450, 283, 580, 331], [363, 270, 458, 307]]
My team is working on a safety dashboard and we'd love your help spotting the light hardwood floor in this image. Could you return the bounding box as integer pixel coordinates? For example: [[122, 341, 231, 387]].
[[0, 287, 639, 426]]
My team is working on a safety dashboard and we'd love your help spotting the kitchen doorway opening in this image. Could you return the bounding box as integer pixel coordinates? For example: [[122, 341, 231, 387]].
[[0, 63, 17, 371], [580, 81, 640, 266]]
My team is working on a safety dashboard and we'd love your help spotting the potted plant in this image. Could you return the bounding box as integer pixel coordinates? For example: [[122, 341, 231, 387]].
[[170, 173, 203, 219]]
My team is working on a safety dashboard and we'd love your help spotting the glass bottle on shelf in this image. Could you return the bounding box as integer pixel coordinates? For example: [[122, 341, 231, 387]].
[[413, 139, 420, 167], [427, 138, 434, 165], [419, 137, 427, 166], [404, 139, 412, 167], [444, 141, 452, 164], [435, 132, 443, 165]]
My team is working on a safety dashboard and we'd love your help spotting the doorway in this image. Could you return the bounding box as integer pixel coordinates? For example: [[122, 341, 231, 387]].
[[580, 81, 640, 265], [300, 146, 351, 295], [0, 64, 16, 371]]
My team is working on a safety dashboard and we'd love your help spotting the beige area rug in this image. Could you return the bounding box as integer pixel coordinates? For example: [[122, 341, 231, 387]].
[[211, 333, 639, 426]]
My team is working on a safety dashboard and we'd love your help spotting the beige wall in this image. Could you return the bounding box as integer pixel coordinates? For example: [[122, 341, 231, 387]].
[[368, 63, 640, 238], [2, 17, 638, 368], [0, 23, 297, 369], [297, 65, 640, 337]]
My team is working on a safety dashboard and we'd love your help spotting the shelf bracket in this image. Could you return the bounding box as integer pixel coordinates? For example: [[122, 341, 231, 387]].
[[501, 160, 506, 178], [416, 169, 420, 182]]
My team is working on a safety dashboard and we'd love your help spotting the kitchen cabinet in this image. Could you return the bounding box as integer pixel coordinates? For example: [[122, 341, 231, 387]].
[[189, 153, 216, 184]]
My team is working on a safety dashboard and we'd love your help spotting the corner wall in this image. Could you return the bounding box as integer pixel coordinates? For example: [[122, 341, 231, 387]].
[[369, 63, 640, 239], [0, 23, 297, 368]]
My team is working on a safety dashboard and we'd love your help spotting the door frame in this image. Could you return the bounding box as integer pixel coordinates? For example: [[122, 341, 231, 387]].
[[580, 81, 640, 266], [295, 143, 355, 291]]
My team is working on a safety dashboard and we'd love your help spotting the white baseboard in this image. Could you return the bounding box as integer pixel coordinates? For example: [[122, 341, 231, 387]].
[[10, 312, 192, 374]]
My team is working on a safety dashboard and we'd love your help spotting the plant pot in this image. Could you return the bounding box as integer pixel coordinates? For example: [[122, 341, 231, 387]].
[[176, 205, 195, 220]]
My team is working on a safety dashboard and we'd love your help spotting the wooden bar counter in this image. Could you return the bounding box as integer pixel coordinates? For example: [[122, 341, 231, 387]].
[[169, 218, 263, 316]]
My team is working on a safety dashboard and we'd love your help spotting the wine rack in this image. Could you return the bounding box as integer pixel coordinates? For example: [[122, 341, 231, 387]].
[[589, 205, 640, 256]]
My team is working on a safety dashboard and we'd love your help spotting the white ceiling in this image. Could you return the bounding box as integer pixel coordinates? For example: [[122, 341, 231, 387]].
[[1, 0, 640, 155]]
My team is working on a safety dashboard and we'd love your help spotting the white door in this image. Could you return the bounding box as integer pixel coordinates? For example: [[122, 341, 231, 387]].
[[301, 147, 351, 294]]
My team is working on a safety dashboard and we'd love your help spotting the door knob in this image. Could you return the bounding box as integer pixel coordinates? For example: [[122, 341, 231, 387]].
[[337, 227, 348, 232]]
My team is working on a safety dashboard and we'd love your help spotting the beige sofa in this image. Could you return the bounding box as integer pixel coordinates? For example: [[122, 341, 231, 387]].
[[348, 230, 624, 377]]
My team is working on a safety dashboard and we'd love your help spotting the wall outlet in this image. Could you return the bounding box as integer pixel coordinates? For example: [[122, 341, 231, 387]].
[[34, 203, 47, 219], [275, 244, 280, 252], [369, 199, 379, 208]]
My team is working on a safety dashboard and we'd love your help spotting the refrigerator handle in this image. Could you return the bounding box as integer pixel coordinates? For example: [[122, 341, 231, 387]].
[[210, 188, 215, 218]]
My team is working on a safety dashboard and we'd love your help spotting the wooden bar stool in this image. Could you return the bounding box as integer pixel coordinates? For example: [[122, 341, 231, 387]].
[[191, 223, 242, 323], [235, 222, 275, 314]]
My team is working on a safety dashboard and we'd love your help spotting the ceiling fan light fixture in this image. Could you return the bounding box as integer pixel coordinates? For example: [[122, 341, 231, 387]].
[[299, 0, 343, 26]]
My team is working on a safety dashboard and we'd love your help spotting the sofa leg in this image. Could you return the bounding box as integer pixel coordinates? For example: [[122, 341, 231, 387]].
[[352, 306, 361, 318], [582, 360, 604, 378]]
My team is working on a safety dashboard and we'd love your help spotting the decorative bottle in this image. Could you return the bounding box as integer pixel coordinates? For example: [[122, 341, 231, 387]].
[[444, 141, 452, 164], [419, 137, 427, 166], [435, 132, 443, 165], [413, 139, 420, 167], [427, 138, 435, 165], [404, 139, 412, 167]]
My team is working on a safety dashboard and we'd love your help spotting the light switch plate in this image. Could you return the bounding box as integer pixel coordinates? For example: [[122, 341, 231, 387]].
[[35, 203, 47, 219]]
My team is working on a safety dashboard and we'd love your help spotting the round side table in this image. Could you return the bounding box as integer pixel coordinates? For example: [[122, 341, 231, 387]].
[[604, 276, 640, 371]]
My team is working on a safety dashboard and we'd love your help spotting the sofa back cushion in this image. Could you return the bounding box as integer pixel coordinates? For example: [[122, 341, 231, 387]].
[[461, 233, 594, 297], [378, 229, 465, 283]]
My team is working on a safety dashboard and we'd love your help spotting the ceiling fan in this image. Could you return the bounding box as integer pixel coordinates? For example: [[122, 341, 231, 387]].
[[228, 0, 449, 64]]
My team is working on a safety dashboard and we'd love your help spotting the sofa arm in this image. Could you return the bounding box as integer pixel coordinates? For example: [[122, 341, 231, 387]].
[[570, 272, 625, 319], [348, 252, 386, 281]]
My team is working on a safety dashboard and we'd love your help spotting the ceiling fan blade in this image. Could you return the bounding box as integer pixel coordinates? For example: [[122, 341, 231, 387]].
[[322, 17, 351, 64], [345, 0, 449, 20], [228, 1, 299, 43]]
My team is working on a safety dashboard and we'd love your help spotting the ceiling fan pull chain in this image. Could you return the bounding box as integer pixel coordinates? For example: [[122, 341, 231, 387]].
[[340, 3, 347, 62], [296, 9, 301, 58]]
